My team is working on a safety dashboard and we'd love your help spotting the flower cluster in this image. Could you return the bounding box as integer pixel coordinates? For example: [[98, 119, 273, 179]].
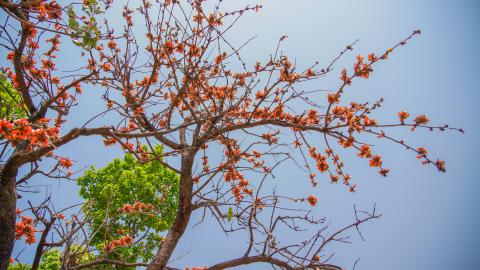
[[354, 55, 373, 79], [104, 235, 134, 251], [15, 216, 37, 244], [36, 1, 63, 21], [121, 202, 155, 214], [0, 118, 59, 149], [308, 147, 329, 173]]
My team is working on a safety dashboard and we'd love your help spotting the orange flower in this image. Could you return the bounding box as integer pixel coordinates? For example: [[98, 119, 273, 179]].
[[38, 4, 48, 19], [15, 215, 37, 244], [369, 155, 382, 167], [416, 147, 427, 159], [74, 83, 82, 94], [357, 145, 371, 158], [414, 114, 429, 125], [59, 158, 73, 168], [398, 111, 410, 123], [176, 43, 185, 53], [207, 13, 222, 27], [122, 204, 133, 213], [163, 40, 175, 55], [189, 44, 201, 57], [41, 59, 55, 70], [215, 53, 226, 65], [102, 62, 111, 71], [104, 235, 134, 251], [339, 136, 354, 148], [108, 40, 117, 50], [103, 138, 116, 146], [305, 109, 318, 125], [316, 159, 329, 173], [26, 237, 36, 244], [327, 93, 339, 104], [307, 195, 317, 206]]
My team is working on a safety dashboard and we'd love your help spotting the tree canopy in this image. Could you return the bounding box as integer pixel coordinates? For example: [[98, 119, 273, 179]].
[[0, 1, 462, 270], [78, 146, 179, 265]]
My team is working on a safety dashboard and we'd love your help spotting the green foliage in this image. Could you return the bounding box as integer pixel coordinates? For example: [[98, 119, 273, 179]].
[[67, 245, 97, 268], [68, 0, 105, 49], [8, 249, 61, 270], [8, 264, 30, 270], [77, 145, 179, 266], [0, 73, 26, 120], [39, 249, 61, 270]]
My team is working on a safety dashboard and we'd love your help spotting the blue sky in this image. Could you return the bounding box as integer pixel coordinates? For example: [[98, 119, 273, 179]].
[[8, 0, 480, 269]]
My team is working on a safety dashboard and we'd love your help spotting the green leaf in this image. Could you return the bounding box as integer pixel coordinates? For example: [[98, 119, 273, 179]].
[[227, 207, 233, 221], [0, 73, 26, 120]]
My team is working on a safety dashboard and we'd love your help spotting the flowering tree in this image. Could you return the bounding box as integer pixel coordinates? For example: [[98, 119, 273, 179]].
[[0, 0, 462, 270]]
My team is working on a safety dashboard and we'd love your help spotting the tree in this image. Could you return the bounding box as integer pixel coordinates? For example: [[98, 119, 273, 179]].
[[78, 147, 179, 266], [0, 73, 26, 120], [0, 1, 462, 270]]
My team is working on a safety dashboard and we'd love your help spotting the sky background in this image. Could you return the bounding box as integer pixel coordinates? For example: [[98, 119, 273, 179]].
[[7, 0, 480, 269]]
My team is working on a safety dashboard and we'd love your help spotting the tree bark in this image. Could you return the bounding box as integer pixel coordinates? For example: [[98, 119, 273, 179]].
[[0, 165, 18, 270], [147, 151, 195, 270]]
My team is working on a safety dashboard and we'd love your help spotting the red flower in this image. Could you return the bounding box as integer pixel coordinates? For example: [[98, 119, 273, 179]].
[[357, 145, 372, 158], [414, 114, 430, 125], [122, 204, 133, 213], [59, 158, 73, 168], [369, 155, 382, 167], [398, 111, 410, 123], [108, 40, 117, 50], [307, 195, 318, 206], [416, 147, 428, 159]]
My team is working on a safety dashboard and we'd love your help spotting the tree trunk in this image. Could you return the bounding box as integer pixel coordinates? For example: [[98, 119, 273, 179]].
[[0, 166, 18, 270], [147, 152, 195, 270]]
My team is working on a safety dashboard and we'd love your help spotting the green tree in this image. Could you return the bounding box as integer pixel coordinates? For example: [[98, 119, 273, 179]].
[[77, 146, 179, 267], [0, 73, 26, 120], [38, 250, 61, 270], [8, 249, 60, 270]]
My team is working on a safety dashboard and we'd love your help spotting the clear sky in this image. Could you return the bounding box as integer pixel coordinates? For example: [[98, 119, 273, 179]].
[[9, 0, 480, 269]]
